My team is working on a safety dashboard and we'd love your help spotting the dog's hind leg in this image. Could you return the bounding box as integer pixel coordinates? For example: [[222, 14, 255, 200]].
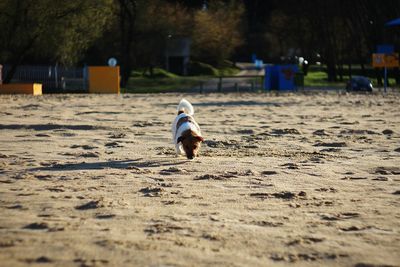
[[175, 143, 183, 156]]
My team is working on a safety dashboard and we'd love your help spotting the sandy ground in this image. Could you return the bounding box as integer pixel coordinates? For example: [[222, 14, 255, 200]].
[[0, 92, 399, 267]]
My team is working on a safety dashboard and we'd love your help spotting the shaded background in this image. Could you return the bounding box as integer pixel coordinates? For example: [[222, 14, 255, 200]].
[[1, 0, 399, 86]]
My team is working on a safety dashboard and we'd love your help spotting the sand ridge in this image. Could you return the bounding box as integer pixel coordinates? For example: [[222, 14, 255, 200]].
[[0, 92, 399, 266]]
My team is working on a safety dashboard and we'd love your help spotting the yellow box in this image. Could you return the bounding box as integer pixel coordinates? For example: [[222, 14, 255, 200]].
[[88, 66, 120, 94], [372, 53, 399, 68], [0, 83, 42, 95]]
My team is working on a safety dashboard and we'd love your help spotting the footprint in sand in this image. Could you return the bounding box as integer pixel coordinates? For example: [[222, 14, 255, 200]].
[[161, 200, 183, 206], [261, 170, 278, 176], [314, 141, 347, 148], [251, 221, 284, 227], [320, 147, 341, 153], [382, 129, 394, 135], [313, 129, 329, 136], [105, 141, 122, 148], [160, 167, 188, 175], [353, 262, 396, 267], [35, 133, 51, 137], [144, 221, 190, 236], [126, 166, 152, 174], [339, 129, 378, 135], [340, 226, 369, 232], [286, 236, 325, 246], [250, 191, 307, 200], [373, 166, 400, 175], [372, 177, 390, 181], [79, 152, 100, 158], [108, 132, 126, 139], [139, 187, 164, 197], [195, 174, 226, 180], [0, 240, 19, 248], [6, 204, 26, 210], [280, 163, 299, 169], [24, 256, 53, 264], [95, 214, 116, 219], [341, 176, 368, 180], [155, 147, 176, 155], [194, 172, 239, 180], [70, 144, 98, 150], [23, 222, 49, 230], [237, 129, 256, 135], [34, 174, 53, 180], [21, 104, 42, 110], [45, 186, 64, 193], [270, 128, 301, 135], [270, 252, 348, 263], [74, 258, 109, 266], [75, 200, 104, 210], [320, 212, 360, 221], [132, 121, 158, 127], [315, 187, 338, 193]]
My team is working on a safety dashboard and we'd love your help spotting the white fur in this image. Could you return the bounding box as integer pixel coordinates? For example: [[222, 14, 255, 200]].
[[172, 99, 202, 155], [177, 98, 194, 116]]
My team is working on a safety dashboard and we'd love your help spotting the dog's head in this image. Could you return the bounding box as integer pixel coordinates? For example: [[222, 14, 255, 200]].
[[177, 130, 204, 159]]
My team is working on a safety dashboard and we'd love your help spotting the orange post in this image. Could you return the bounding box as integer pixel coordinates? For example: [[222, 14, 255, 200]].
[[0, 83, 42, 95], [88, 66, 120, 94], [372, 53, 399, 68]]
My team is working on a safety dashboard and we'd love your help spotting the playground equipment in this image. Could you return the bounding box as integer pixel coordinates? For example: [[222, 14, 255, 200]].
[[0, 64, 42, 95], [372, 45, 399, 93], [88, 66, 120, 94], [264, 64, 299, 91], [0, 83, 42, 95], [0, 64, 121, 94]]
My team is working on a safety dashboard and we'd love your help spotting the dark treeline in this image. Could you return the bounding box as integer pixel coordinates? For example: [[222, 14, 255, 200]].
[[262, 0, 400, 83], [1, 0, 399, 85]]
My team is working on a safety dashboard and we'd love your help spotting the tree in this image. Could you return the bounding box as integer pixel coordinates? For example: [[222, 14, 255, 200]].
[[135, 0, 192, 73], [265, 0, 400, 82], [191, 0, 244, 65], [117, 0, 137, 87], [0, 0, 113, 83]]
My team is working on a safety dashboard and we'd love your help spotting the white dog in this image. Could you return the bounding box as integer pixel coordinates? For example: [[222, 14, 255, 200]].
[[172, 99, 204, 159]]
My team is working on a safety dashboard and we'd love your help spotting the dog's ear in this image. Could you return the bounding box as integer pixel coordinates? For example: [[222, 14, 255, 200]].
[[195, 136, 204, 142], [177, 136, 185, 143]]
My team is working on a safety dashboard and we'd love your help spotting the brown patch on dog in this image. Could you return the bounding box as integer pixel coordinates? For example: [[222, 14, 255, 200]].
[[177, 130, 204, 159], [176, 116, 195, 132], [177, 109, 185, 115]]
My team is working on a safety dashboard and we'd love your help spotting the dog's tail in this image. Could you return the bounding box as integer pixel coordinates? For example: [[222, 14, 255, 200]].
[[177, 98, 194, 116]]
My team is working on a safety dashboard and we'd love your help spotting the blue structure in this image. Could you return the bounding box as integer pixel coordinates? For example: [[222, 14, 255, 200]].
[[264, 64, 298, 91], [255, 60, 263, 69], [377, 44, 394, 54], [385, 18, 400, 27], [251, 53, 257, 63]]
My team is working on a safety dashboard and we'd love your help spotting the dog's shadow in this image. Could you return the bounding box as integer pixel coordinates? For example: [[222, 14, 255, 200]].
[[29, 158, 187, 172]]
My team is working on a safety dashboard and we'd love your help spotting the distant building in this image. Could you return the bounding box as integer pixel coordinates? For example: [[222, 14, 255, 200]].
[[165, 37, 191, 76]]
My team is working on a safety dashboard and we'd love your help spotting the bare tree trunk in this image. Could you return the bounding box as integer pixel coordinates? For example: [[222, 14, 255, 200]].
[[360, 62, 366, 76], [375, 68, 383, 86], [118, 0, 137, 88], [395, 67, 400, 86], [3, 35, 38, 84], [326, 62, 337, 82], [348, 64, 352, 79]]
